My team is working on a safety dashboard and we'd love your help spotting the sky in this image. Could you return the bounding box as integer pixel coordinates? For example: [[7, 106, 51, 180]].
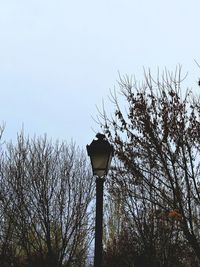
[[0, 0, 200, 148]]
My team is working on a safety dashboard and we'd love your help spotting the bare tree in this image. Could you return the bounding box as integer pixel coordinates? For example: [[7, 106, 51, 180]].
[[98, 67, 200, 265], [0, 133, 94, 267]]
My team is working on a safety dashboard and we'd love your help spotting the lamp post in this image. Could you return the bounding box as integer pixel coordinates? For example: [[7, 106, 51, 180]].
[[87, 133, 114, 267]]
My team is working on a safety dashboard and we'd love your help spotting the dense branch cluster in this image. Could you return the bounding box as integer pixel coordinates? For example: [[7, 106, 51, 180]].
[[0, 133, 94, 267], [99, 68, 200, 266]]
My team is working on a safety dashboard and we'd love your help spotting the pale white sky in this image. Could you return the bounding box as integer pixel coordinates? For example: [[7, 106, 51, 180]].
[[0, 0, 200, 147]]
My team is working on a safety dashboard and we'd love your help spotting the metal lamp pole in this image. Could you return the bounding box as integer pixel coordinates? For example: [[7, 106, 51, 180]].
[[94, 177, 105, 267], [86, 134, 113, 267]]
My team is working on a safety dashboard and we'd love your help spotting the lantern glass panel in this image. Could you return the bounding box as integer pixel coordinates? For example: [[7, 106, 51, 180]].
[[90, 152, 110, 177]]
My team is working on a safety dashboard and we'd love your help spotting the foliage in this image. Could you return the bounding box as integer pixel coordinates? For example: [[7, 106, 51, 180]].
[[98, 67, 200, 266]]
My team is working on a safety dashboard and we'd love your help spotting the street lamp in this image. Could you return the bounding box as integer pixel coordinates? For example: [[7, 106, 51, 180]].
[[87, 133, 114, 267]]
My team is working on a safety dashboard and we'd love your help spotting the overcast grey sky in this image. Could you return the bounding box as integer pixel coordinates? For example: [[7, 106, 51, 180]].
[[0, 0, 200, 147]]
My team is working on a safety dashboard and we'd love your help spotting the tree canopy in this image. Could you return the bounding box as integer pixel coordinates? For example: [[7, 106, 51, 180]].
[[98, 67, 200, 266], [0, 133, 94, 267]]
